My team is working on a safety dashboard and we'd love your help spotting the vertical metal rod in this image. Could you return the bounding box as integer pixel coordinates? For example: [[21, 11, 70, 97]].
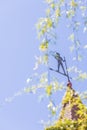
[[64, 57, 70, 82]]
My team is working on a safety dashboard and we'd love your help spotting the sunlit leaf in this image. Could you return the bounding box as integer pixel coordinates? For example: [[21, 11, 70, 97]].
[[33, 62, 39, 70], [24, 87, 31, 93], [39, 41, 48, 51], [70, 45, 75, 52], [50, 3, 55, 9], [80, 6, 87, 11], [26, 78, 32, 83], [84, 44, 87, 49], [47, 101, 53, 109], [46, 85, 52, 96], [43, 54, 48, 64], [40, 73, 48, 83], [66, 10, 75, 18], [68, 33, 75, 42], [77, 72, 87, 80], [78, 55, 83, 61], [51, 107, 56, 115], [55, 8, 61, 17], [83, 27, 87, 33], [70, 0, 78, 8]]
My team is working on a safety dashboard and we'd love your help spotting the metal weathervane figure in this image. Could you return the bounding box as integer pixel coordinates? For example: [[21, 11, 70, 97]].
[[49, 51, 71, 82], [54, 52, 66, 75]]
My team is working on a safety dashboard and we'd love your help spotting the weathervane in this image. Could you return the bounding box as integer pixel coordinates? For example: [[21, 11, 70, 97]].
[[49, 51, 71, 84]]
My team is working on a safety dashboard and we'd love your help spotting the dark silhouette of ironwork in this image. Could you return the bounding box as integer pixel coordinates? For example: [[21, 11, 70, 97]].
[[49, 52, 71, 82]]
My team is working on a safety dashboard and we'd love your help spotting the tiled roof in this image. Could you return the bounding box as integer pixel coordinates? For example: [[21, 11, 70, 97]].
[[45, 82, 87, 130], [59, 82, 87, 121]]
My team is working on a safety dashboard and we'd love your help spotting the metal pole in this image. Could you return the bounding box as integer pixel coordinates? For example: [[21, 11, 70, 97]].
[[64, 57, 70, 82]]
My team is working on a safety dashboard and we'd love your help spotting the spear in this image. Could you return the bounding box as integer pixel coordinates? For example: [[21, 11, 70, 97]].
[[64, 57, 70, 82]]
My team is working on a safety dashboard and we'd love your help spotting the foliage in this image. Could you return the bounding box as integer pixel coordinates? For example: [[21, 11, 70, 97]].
[[44, 86, 87, 130], [2, 0, 87, 129], [35, 0, 87, 128], [35, 0, 87, 81], [45, 119, 87, 130]]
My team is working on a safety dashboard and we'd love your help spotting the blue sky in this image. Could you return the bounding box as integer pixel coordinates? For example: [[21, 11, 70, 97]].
[[0, 0, 48, 130], [0, 0, 87, 130]]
